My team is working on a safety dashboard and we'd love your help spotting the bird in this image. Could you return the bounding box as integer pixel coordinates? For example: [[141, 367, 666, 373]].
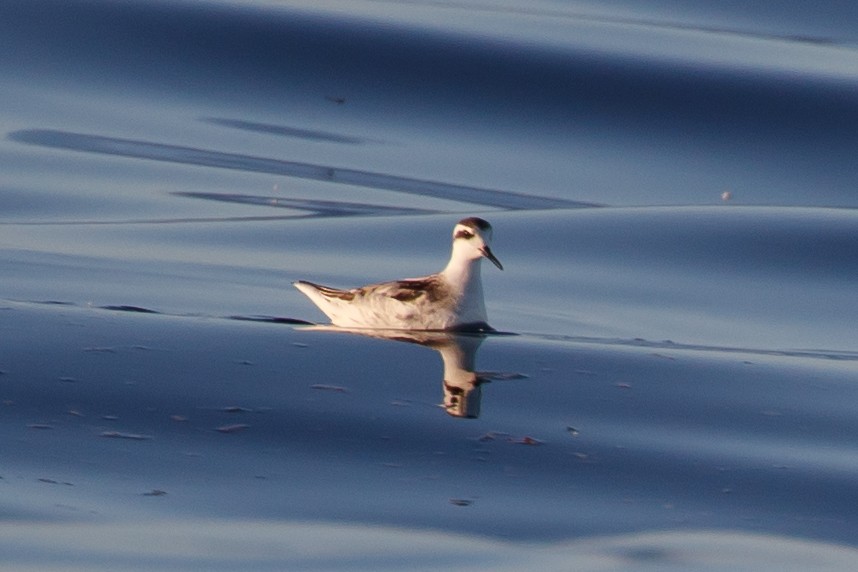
[[293, 217, 503, 331]]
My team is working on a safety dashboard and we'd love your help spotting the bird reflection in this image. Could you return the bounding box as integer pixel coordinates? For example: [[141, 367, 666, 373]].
[[304, 327, 499, 418], [419, 332, 486, 419]]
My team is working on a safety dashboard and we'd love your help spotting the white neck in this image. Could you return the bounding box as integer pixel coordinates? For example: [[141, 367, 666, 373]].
[[441, 246, 487, 323], [441, 248, 482, 293]]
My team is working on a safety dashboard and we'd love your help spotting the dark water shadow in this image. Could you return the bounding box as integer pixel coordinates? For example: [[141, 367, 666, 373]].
[[300, 326, 525, 419], [228, 315, 315, 326], [171, 191, 438, 217], [99, 305, 160, 314], [8, 129, 599, 210], [202, 117, 376, 145]]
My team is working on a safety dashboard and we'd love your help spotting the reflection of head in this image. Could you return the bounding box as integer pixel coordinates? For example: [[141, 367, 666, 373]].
[[443, 378, 482, 418], [434, 334, 485, 419]]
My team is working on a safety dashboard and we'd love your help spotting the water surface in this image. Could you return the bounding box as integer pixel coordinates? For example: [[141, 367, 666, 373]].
[[2, 1, 858, 569]]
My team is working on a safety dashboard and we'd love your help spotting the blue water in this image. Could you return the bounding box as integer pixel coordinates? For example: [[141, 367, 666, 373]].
[[2, 1, 858, 569]]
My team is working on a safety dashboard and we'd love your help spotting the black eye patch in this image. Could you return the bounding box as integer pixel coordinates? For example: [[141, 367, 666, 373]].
[[455, 229, 474, 240]]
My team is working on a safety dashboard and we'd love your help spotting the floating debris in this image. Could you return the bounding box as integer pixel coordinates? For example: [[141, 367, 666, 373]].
[[449, 498, 473, 507], [100, 431, 153, 441], [475, 431, 509, 442], [142, 489, 168, 497], [650, 353, 677, 361], [101, 415, 119, 421], [476, 431, 544, 445], [38, 478, 73, 486], [511, 436, 543, 446], [221, 406, 253, 413], [27, 423, 54, 430], [216, 423, 250, 434], [310, 384, 348, 393], [59, 376, 78, 383], [83, 346, 117, 353], [615, 382, 632, 389], [566, 426, 580, 437]]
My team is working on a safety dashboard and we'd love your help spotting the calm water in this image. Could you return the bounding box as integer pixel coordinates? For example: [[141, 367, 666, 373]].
[[2, 1, 858, 570]]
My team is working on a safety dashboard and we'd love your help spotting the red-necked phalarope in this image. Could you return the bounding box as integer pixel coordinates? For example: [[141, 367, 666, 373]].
[[294, 217, 503, 331]]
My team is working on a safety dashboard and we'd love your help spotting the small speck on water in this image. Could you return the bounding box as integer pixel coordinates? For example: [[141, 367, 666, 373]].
[[449, 499, 473, 507], [142, 489, 167, 497], [511, 436, 543, 446], [59, 377, 78, 383], [38, 478, 73, 486], [216, 423, 249, 434], [83, 347, 117, 353], [27, 423, 54, 430], [566, 426, 579, 437], [475, 431, 511, 442], [221, 406, 253, 413], [311, 384, 348, 393], [101, 431, 152, 441], [650, 353, 676, 361]]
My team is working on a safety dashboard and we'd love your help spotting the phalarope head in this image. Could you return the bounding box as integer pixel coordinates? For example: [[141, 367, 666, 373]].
[[452, 217, 503, 270]]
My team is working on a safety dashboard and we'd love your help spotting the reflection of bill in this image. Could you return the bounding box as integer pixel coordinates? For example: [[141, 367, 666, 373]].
[[302, 327, 506, 419]]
